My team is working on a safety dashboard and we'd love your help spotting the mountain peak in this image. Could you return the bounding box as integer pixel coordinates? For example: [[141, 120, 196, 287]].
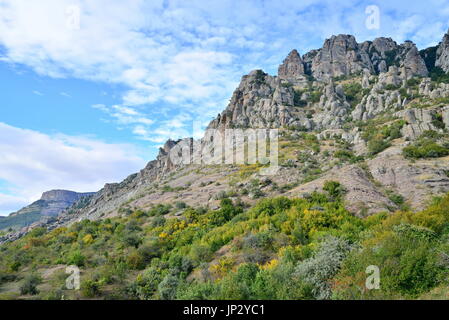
[[278, 49, 305, 80]]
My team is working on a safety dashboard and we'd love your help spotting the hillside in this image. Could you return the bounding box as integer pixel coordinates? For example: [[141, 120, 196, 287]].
[[1, 30, 449, 300]]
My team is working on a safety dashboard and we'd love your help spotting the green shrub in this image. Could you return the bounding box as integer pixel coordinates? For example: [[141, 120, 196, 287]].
[[128, 267, 163, 299], [81, 279, 101, 298], [148, 204, 171, 216], [67, 250, 86, 267], [323, 181, 345, 199], [343, 82, 363, 107], [430, 67, 449, 83], [20, 274, 41, 295], [294, 237, 353, 299], [175, 201, 187, 209], [367, 137, 391, 155], [158, 274, 180, 300], [403, 139, 449, 159], [122, 233, 142, 248]]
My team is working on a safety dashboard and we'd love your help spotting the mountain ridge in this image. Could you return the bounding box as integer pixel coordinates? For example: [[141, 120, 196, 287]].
[[2, 29, 449, 244]]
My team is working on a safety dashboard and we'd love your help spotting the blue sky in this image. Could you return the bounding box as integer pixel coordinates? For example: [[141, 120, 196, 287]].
[[1, 0, 449, 215]]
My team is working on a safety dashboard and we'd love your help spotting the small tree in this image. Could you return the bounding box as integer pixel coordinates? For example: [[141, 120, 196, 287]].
[[323, 181, 345, 199]]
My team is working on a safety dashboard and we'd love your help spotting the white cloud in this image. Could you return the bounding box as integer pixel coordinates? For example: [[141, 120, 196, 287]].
[[0, 122, 146, 215], [0, 0, 240, 113], [93, 104, 154, 126], [2, 0, 449, 146], [60, 92, 71, 98]]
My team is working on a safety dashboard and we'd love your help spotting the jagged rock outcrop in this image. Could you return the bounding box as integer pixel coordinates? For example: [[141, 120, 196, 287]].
[[396, 108, 441, 140], [307, 34, 368, 80], [443, 106, 449, 128], [317, 127, 367, 154], [352, 86, 402, 122], [301, 35, 428, 80], [278, 49, 305, 81], [208, 70, 306, 129], [397, 41, 429, 77], [418, 77, 449, 99], [436, 29, 449, 72], [313, 79, 351, 129], [39, 190, 93, 207], [68, 139, 187, 221]]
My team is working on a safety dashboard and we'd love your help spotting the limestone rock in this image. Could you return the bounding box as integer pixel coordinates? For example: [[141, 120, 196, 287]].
[[310, 34, 368, 80], [278, 49, 305, 80], [304, 35, 428, 80], [208, 70, 303, 129], [443, 106, 449, 128], [436, 29, 449, 72], [397, 108, 439, 140]]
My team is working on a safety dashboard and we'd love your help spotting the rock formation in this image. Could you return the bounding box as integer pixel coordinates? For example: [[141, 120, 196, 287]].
[[278, 49, 305, 81], [436, 29, 449, 72], [301, 35, 428, 80]]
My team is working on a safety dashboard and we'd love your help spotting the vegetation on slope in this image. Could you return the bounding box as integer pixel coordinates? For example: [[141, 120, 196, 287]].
[[0, 183, 448, 300]]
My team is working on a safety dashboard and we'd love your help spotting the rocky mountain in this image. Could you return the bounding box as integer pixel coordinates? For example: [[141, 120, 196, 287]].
[[0, 190, 94, 232], [299, 35, 428, 80], [2, 30, 449, 245], [436, 30, 449, 72]]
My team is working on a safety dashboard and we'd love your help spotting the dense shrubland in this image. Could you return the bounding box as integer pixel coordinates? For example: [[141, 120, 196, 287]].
[[0, 184, 448, 300]]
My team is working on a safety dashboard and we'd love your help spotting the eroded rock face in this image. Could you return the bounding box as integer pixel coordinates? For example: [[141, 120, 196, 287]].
[[436, 29, 449, 72], [443, 106, 449, 128], [208, 70, 304, 129], [278, 49, 305, 80], [313, 80, 351, 129], [300, 35, 428, 80], [74, 139, 188, 220], [310, 34, 367, 80], [368, 148, 449, 210], [401, 41, 428, 77], [287, 165, 396, 216], [397, 108, 441, 140]]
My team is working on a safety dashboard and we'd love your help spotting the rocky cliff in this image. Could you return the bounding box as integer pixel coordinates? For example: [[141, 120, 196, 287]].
[[291, 35, 429, 80], [436, 29, 449, 72], [3, 30, 449, 244]]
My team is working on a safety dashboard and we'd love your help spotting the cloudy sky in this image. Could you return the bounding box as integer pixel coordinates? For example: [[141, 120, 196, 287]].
[[1, 0, 449, 215]]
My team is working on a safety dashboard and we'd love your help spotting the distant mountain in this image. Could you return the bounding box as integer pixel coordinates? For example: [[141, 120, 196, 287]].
[[0, 190, 95, 231]]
